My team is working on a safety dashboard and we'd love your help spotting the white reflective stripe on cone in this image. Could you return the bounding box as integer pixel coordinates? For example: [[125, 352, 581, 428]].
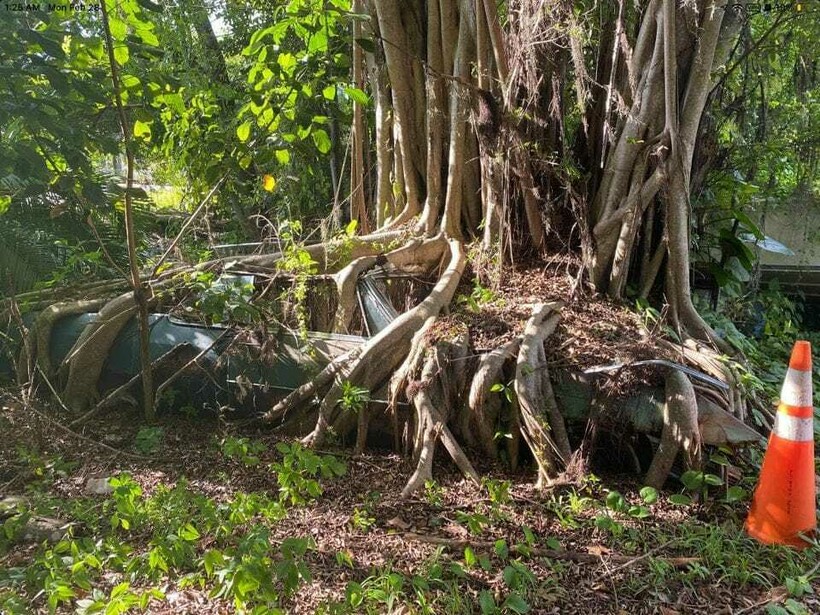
[[779, 368, 813, 408], [774, 413, 815, 442]]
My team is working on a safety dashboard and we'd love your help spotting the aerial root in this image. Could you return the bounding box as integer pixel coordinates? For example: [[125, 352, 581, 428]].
[[467, 337, 521, 458], [31, 299, 109, 381], [263, 346, 363, 426], [644, 370, 702, 490], [333, 255, 379, 334], [401, 349, 479, 498], [657, 338, 743, 419], [302, 237, 466, 449], [514, 301, 568, 488]]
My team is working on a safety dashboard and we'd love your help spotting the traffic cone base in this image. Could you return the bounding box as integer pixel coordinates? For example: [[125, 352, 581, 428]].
[[745, 340, 816, 549], [745, 433, 816, 548]]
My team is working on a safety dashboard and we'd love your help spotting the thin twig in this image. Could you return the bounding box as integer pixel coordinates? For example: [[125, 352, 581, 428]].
[[9, 393, 155, 461], [86, 214, 130, 280], [402, 532, 698, 567], [150, 175, 227, 279], [734, 558, 820, 615], [593, 538, 676, 579], [154, 330, 229, 400]]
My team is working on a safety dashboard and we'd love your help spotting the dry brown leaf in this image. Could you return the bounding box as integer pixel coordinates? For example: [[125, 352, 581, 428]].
[[386, 516, 411, 530], [587, 544, 612, 557]]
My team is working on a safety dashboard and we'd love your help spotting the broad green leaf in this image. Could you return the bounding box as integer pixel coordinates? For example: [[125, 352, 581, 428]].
[[605, 490, 626, 512], [311, 129, 332, 153], [503, 593, 531, 614], [133, 120, 151, 139], [121, 74, 141, 90], [463, 546, 477, 567], [322, 85, 336, 100], [275, 149, 290, 165], [344, 86, 369, 105], [639, 486, 659, 504], [479, 590, 497, 614], [113, 44, 129, 66], [308, 30, 328, 53], [109, 18, 128, 40], [0, 196, 10, 215], [681, 470, 705, 491], [733, 209, 764, 240], [345, 581, 363, 607], [277, 52, 297, 74], [235, 570, 260, 597], [179, 523, 200, 541], [237, 121, 252, 143], [203, 549, 224, 576], [725, 486, 747, 502], [136, 27, 159, 47], [704, 473, 724, 486]]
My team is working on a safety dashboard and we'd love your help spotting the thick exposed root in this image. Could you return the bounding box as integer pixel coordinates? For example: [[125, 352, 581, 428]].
[[389, 315, 437, 453], [263, 347, 364, 425], [467, 338, 521, 458], [61, 291, 147, 412], [514, 302, 569, 488], [32, 299, 108, 380], [401, 350, 479, 498], [389, 315, 437, 411], [68, 343, 198, 428], [333, 235, 452, 334], [304, 237, 465, 448], [333, 256, 379, 333], [402, 391, 437, 498], [644, 370, 702, 490]]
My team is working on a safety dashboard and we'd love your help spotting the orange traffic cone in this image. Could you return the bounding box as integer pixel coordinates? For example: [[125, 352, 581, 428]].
[[746, 340, 816, 548]]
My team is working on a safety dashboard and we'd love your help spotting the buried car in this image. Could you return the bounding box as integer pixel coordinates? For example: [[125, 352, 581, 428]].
[[0, 268, 758, 462]]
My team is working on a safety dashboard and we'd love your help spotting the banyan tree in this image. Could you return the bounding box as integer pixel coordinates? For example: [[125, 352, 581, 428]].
[[5, 0, 765, 495]]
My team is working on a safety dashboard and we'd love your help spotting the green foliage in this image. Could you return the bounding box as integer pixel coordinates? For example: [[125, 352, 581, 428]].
[[490, 380, 515, 404], [270, 441, 346, 506], [423, 479, 444, 508], [190, 272, 259, 324], [76, 583, 165, 615], [220, 436, 267, 466], [458, 278, 502, 313], [0, 0, 364, 293], [276, 219, 319, 337], [0, 461, 332, 613], [134, 425, 164, 455], [15, 447, 76, 486], [455, 510, 490, 536], [340, 380, 370, 414], [0, 0, 167, 291], [350, 492, 379, 533], [694, 8, 820, 280]]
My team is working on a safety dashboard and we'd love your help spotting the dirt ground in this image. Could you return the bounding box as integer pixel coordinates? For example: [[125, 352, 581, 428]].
[[2, 390, 817, 615]]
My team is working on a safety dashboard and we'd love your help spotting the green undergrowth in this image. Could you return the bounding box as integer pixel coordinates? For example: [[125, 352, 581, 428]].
[[1, 440, 345, 614], [699, 289, 820, 449], [2, 435, 818, 614]]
